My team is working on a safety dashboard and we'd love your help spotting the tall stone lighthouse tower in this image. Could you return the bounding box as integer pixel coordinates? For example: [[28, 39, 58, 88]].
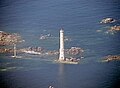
[[59, 29, 65, 61]]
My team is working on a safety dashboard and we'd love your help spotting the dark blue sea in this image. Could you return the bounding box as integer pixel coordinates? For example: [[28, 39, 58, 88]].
[[0, 0, 120, 88]]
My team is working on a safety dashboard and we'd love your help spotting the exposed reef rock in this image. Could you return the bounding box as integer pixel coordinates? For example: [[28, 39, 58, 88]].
[[0, 31, 23, 46], [100, 18, 116, 24], [65, 47, 84, 55], [20, 47, 59, 55], [110, 26, 120, 31], [0, 31, 10, 46], [103, 55, 120, 62], [0, 46, 84, 56], [22, 47, 45, 53], [0, 48, 13, 53], [20, 46, 84, 57]]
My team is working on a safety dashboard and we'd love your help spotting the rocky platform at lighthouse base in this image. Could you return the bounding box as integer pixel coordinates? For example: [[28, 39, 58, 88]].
[[55, 58, 80, 64], [56, 60, 79, 64]]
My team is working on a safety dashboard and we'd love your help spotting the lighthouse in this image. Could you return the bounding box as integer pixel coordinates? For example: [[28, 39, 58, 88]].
[[59, 29, 65, 61]]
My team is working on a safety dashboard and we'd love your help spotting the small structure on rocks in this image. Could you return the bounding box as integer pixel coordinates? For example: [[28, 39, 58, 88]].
[[0, 31, 24, 58]]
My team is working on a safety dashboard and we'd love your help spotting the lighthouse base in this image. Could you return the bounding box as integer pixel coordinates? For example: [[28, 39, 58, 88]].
[[55, 59, 80, 64]]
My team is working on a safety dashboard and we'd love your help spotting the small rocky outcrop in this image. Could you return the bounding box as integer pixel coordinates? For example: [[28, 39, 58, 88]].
[[22, 47, 45, 52], [110, 26, 120, 31], [40, 34, 52, 40], [103, 55, 120, 62], [65, 47, 84, 55], [100, 18, 116, 24]]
